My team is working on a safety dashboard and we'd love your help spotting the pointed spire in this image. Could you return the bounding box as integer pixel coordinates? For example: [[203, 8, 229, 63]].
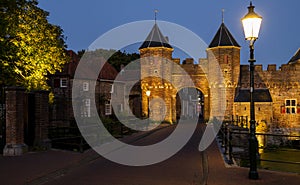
[[222, 9, 225, 23], [139, 22, 172, 49], [154, 9, 158, 24], [209, 23, 240, 48]]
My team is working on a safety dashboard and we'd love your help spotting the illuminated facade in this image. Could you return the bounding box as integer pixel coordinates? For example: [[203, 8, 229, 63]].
[[139, 22, 300, 131]]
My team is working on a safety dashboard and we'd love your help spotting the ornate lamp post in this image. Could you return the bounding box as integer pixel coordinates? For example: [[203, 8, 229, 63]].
[[241, 1, 262, 180], [146, 90, 151, 118], [146, 90, 151, 129]]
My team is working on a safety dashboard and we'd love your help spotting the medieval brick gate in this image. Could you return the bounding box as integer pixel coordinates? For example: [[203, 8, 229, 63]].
[[0, 87, 50, 156]]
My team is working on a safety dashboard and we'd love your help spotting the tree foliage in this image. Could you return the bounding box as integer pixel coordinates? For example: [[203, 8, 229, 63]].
[[0, 0, 67, 90], [108, 50, 140, 71], [78, 49, 140, 72]]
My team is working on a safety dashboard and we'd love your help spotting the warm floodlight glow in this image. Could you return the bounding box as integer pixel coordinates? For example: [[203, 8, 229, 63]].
[[241, 2, 262, 41], [146, 90, 151, 97]]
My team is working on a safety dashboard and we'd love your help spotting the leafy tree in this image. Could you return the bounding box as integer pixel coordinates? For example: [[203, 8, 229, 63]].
[[108, 50, 140, 71], [0, 0, 67, 90], [78, 49, 140, 72]]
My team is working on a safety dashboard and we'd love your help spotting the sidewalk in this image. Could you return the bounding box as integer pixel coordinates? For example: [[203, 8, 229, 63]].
[[0, 123, 171, 185], [0, 149, 97, 185], [205, 140, 300, 185]]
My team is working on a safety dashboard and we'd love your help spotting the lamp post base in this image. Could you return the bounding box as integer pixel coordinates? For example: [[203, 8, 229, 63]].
[[249, 171, 259, 180]]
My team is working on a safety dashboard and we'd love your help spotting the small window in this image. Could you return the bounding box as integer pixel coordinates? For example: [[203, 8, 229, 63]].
[[85, 99, 90, 106], [105, 100, 112, 115], [60, 78, 67, 87], [81, 98, 91, 117], [224, 55, 228, 64], [83, 82, 89, 91], [285, 99, 297, 114]]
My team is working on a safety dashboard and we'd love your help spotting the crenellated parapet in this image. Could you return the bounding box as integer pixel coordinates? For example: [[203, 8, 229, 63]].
[[239, 63, 300, 90]]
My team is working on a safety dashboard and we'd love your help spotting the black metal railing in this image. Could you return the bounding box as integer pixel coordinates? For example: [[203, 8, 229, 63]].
[[48, 119, 139, 152], [218, 122, 300, 172], [48, 126, 89, 153]]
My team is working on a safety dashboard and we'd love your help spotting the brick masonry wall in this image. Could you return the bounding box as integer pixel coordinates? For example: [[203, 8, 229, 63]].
[[3, 87, 28, 156], [33, 91, 51, 149], [234, 102, 273, 132], [238, 63, 300, 129]]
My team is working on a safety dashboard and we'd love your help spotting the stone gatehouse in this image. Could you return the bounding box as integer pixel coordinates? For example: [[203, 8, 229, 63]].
[[139, 21, 300, 132]]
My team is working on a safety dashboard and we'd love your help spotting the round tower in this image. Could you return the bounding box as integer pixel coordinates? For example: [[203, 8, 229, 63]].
[[207, 22, 241, 120], [139, 23, 175, 123]]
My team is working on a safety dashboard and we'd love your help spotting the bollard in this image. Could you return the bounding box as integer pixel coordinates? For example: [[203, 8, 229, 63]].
[[221, 123, 225, 148], [228, 130, 234, 164], [224, 123, 228, 154]]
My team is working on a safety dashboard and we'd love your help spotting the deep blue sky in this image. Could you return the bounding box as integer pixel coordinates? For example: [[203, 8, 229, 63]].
[[38, 0, 299, 68]]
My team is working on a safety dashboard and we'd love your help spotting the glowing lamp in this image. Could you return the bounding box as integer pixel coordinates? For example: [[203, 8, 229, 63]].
[[146, 90, 151, 97], [241, 2, 262, 41]]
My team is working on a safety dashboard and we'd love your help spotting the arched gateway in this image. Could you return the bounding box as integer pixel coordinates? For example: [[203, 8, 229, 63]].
[[139, 22, 240, 123]]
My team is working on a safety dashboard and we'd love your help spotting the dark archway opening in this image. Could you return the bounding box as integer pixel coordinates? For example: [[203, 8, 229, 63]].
[[176, 88, 204, 123]]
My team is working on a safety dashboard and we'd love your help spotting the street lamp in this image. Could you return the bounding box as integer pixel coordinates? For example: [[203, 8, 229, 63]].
[[241, 1, 262, 180], [197, 95, 202, 122], [146, 90, 151, 118], [146, 90, 151, 129]]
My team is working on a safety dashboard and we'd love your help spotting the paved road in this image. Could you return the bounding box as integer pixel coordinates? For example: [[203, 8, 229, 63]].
[[37, 124, 207, 185], [1, 123, 300, 185]]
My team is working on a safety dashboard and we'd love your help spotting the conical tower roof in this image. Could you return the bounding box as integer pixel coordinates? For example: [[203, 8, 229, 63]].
[[209, 23, 240, 48], [139, 23, 172, 49], [288, 48, 300, 64]]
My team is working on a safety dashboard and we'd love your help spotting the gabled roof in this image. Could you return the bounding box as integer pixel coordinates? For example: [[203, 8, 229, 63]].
[[288, 48, 300, 64], [54, 51, 118, 81], [209, 23, 240, 48], [234, 89, 272, 102], [139, 23, 172, 49]]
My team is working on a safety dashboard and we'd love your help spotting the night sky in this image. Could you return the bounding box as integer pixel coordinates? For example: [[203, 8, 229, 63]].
[[38, 0, 299, 68]]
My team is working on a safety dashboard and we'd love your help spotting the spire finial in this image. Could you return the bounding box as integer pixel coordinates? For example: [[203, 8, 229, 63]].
[[222, 9, 225, 23], [154, 9, 158, 24]]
